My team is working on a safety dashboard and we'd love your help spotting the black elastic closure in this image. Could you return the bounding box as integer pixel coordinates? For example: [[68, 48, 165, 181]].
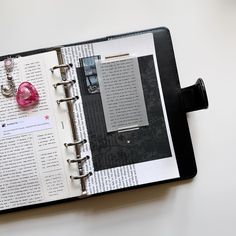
[[181, 78, 209, 113]]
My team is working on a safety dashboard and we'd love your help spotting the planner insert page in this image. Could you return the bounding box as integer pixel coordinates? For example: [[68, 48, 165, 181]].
[[0, 51, 83, 211], [61, 32, 180, 195]]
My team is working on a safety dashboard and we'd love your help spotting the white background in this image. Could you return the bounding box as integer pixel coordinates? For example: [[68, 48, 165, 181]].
[[0, 0, 236, 235]]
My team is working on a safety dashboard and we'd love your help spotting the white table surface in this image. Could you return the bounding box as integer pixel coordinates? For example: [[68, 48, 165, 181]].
[[0, 0, 236, 235]]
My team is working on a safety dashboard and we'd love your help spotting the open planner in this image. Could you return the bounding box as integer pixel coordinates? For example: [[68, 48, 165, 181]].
[[0, 27, 208, 213]]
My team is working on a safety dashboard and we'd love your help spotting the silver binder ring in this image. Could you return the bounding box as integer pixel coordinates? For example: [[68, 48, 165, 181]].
[[56, 96, 79, 104], [67, 155, 90, 164], [50, 63, 73, 73], [53, 80, 76, 88], [70, 172, 92, 180], [64, 139, 87, 148]]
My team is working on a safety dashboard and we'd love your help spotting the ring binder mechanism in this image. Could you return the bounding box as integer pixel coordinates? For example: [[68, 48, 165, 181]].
[[53, 80, 76, 88], [64, 139, 87, 147], [50, 63, 73, 73], [67, 155, 90, 164], [70, 172, 92, 180], [55, 54, 90, 197], [56, 96, 79, 104]]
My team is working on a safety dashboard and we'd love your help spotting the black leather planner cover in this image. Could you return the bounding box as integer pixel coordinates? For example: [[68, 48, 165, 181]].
[[0, 27, 208, 213]]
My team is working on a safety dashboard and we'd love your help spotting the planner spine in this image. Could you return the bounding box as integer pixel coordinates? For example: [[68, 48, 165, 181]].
[[51, 54, 91, 197]]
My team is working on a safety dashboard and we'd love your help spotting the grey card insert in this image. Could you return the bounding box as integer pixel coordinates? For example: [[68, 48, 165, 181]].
[[96, 56, 149, 133]]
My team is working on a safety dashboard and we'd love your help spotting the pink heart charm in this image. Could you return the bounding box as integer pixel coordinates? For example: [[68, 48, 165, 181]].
[[16, 82, 39, 108]]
